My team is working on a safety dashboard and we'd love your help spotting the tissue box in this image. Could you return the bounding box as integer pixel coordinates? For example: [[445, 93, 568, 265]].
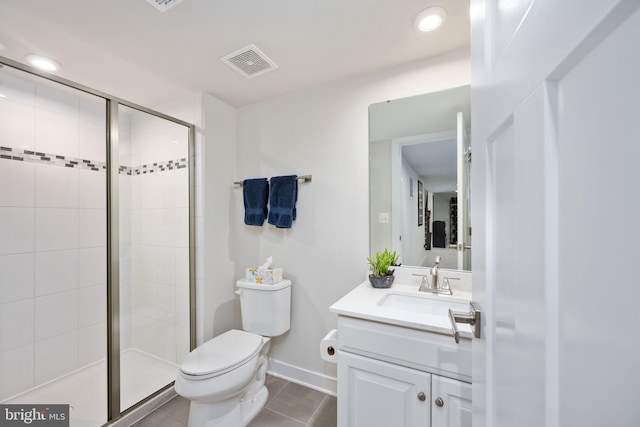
[[245, 267, 283, 285]]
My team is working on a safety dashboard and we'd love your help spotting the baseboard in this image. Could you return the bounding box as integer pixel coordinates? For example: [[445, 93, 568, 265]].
[[267, 358, 337, 397]]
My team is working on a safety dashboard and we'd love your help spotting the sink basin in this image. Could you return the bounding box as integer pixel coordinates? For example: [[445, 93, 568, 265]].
[[377, 291, 469, 316]]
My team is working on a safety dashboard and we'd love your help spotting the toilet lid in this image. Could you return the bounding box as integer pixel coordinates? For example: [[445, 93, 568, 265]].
[[181, 330, 263, 377]]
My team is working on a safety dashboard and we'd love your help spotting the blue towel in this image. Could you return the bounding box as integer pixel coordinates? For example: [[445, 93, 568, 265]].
[[243, 178, 269, 226], [268, 175, 298, 228]]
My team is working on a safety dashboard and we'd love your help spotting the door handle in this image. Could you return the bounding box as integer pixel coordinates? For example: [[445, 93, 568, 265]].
[[448, 301, 481, 344]]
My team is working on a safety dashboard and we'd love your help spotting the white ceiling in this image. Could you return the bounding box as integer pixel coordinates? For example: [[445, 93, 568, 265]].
[[0, 0, 470, 108]]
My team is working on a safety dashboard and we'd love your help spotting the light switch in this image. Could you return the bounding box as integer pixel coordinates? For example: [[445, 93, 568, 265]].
[[379, 213, 389, 224]]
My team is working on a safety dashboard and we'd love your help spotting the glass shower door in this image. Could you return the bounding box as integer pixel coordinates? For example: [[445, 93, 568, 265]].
[[117, 105, 191, 411], [0, 63, 108, 426]]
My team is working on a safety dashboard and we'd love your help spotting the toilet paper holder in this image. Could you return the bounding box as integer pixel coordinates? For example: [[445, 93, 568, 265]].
[[320, 329, 338, 363]]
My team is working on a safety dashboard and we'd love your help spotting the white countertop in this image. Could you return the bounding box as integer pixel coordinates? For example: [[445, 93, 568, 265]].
[[330, 280, 473, 339]]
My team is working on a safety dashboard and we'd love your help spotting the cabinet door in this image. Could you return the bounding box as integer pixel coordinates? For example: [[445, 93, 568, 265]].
[[338, 352, 431, 427], [431, 376, 472, 427]]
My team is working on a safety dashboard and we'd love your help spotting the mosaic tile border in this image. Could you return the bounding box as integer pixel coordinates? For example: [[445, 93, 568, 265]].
[[0, 145, 105, 171], [0, 146, 187, 174], [119, 158, 188, 175]]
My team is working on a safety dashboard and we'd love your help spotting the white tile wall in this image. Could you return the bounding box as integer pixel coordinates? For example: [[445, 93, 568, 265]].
[[79, 246, 106, 288], [156, 323, 177, 363], [158, 209, 175, 247], [0, 101, 36, 150], [35, 290, 78, 341], [175, 248, 189, 289], [79, 208, 106, 248], [175, 208, 189, 248], [79, 322, 106, 366], [156, 284, 176, 325], [78, 284, 106, 327], [35, 84, 80, 117], [139, 173, 162, 209], [35, 208, 78, 251], [78, 120, 106, 163], [0, 253, 35, 304], [139, 209, 160, 246], [78, 169, 106, 209], [35, 249, 78, 296], [79, 96, 106, 126], [34, 331, 78, 385], [0, 207, 35, 255], [0, 160, 35, 207], [35, 109, 79, 157], [0, 344, 34, 400], [35, 164, 79, 208], [0, 72, 36, 105], [0, 299, 34, 352], [175, 169, 189, 208], [157, 247, 176, 286]]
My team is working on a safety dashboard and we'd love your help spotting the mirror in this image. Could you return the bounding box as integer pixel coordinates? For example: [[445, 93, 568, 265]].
[[369, 85, 471, 270]]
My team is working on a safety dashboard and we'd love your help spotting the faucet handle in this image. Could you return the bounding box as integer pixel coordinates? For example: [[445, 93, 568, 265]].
[[434, 256, 441, 265]]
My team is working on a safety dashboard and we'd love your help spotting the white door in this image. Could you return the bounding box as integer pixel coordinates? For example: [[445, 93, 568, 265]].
[[338, 352, 431, 427], [471, 1, 640, 426], [432, 376, 472, 427], [456, 112, 471, 270]]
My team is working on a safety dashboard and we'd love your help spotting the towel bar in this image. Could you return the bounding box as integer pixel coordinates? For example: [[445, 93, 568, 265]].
[[234, 175, 312, 187]]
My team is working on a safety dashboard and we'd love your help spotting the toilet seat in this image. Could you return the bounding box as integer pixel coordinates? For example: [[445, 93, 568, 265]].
[[180, 330, 263, 380]]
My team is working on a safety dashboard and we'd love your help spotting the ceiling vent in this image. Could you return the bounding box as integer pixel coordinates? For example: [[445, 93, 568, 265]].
[[221, 44, 278, 79], [145, 0, 184, 12]]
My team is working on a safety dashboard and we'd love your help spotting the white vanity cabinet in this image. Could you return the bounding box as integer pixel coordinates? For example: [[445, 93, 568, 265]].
[[338, 351, 431, 427], [431, 376, 472, 427], [335, 316, 472, 427]]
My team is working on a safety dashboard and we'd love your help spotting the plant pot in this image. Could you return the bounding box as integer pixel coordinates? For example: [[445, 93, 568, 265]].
[[369, 274, 395, 289]]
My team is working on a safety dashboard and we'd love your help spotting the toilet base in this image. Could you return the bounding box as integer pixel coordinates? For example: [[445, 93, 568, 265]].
[[187, 384, 268, 427], [240, 384, 268, 425]]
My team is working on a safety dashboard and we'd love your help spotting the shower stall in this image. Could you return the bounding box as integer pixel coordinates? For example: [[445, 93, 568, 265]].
[[0, 58, 195, 426]]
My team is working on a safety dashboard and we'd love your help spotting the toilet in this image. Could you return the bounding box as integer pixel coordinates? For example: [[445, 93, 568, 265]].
[[175, 279, 292, 427]]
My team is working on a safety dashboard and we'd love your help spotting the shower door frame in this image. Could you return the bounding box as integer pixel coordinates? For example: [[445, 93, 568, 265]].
[[0, 55, 197, 424]]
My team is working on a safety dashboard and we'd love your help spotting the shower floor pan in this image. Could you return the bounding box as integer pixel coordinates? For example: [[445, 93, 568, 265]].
[[2, 349, 178, 427]]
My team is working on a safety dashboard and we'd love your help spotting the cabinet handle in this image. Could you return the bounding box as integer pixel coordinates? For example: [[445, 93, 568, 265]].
[[327, 346, 335, 356], [417, 392, 426, 402], [435, 397, 444, 407]]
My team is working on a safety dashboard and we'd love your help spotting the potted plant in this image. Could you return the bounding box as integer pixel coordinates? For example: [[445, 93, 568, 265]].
[[367, 249, 399, 288]]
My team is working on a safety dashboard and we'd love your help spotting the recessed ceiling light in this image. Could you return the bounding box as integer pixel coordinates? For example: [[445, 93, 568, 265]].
[[414, 6, 447, 32], [25, 54, 60, 72]]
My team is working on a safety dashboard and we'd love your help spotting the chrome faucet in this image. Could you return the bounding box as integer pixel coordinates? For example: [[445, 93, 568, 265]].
[[418, 256, 442, 292]]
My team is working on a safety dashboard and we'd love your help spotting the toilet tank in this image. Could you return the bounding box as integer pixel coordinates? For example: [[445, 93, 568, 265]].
[[236, 279, 291, 337]]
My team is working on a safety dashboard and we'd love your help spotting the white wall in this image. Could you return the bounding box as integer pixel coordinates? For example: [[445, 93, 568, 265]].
[[400, 156, 424, 267], [369, 139, 392, 255], [230, 49, 470, 391], [200, 94, 240, 343]]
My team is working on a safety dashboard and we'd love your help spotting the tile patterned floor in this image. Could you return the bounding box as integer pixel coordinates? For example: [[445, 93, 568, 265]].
[[133, 375, 337, 427]]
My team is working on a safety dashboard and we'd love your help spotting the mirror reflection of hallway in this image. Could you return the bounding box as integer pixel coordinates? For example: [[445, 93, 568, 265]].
[[425, 192, 458, 269], [369, 85, 470, 270]]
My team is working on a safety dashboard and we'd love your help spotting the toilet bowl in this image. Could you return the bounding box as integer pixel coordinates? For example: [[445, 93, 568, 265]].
[[175, 279, 291, 427]]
